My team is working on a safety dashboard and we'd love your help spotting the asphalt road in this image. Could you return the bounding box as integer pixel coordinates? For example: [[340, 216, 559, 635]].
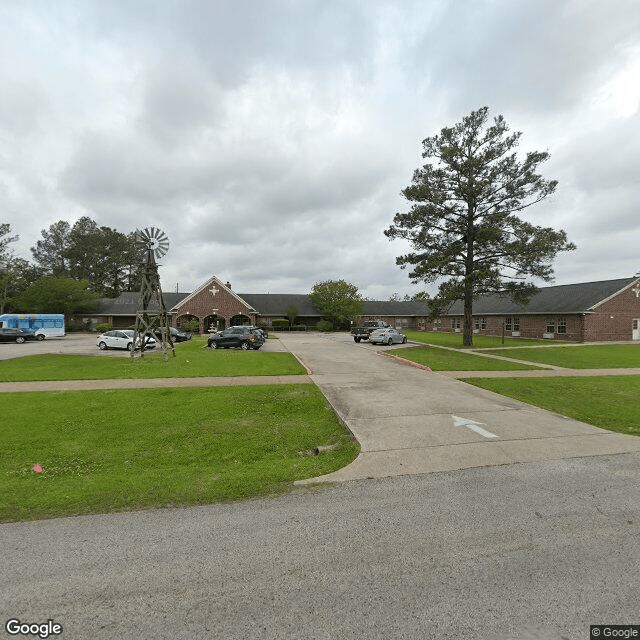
[[2, 455, 639, 640]]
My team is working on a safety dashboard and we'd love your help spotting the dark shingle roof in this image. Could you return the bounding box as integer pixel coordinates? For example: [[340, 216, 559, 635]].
[[446, 278, 637, 315], [238, 294, 320, 317], [93, 277, 638, 319], [96, 292, 190, 315], [362, 300, 429, 316]]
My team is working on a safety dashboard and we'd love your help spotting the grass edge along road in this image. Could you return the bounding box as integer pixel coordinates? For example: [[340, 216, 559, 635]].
[[1, 384, 359, 523]]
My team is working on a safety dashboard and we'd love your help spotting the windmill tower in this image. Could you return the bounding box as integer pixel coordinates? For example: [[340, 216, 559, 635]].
[[131, 227, 175, 358]]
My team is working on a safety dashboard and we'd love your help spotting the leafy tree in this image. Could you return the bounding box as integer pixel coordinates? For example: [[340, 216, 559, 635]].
[[31, 220, 72, 276], [309, 280, 363, 328], [284, 305, 298, 326], [15, 277, 100, 316], [0, 223, 18, 264], [31, 217, 143, 296], [385, 106, 576, 346], [0, 258, 43, 313]]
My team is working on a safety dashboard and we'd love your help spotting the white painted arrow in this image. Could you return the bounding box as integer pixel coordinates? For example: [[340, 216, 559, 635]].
[[452, 415, 499, 439]]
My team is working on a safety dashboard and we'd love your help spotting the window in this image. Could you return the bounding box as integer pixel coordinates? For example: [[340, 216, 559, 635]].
[[546, 320, 555, 333], [506, 317, 521, 331], [557, 318, 567, 334], [474, 317, 487, 330], [450, 318, 461, 329]]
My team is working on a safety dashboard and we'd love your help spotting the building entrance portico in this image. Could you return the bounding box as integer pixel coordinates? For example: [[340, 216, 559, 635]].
[[170, 276, 258, 335], [204, 314, 225, 332]]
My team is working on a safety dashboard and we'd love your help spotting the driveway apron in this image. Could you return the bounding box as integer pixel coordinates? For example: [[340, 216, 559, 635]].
[[277, 333, 640, 483]]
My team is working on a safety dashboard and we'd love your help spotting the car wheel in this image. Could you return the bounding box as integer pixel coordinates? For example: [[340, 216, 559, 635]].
[[210, 342, 219, 349], [126, 342, 133, 351], [98, 341, 107, 350], [240, 340, 250, 350], [15, 336, 25, 344], [354, 337, 361, 343], [387, 338, 393, 345], [37, 334, 45, 341]]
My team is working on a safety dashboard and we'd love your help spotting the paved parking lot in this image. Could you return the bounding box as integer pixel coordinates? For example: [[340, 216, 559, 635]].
[[0, 334, 104, 360]]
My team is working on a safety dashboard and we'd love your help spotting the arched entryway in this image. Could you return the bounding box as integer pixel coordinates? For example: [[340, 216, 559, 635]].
[[230, 314, 251, 326], [204, 314, 225, 333]]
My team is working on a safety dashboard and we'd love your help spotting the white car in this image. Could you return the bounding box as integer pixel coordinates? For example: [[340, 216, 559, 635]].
[[97, 329, 156, 351], [368, 327, 408, 346]]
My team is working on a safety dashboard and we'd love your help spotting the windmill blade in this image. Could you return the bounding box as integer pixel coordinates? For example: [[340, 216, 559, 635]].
[[135, 227, 170, 259]]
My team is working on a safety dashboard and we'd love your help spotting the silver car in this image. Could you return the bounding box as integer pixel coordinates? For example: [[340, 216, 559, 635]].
[[97, 329, 156, 351], [368, 327, 407, 346]]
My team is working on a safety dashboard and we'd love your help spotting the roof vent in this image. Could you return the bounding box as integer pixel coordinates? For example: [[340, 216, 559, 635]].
[[225, 281, 231, 289]]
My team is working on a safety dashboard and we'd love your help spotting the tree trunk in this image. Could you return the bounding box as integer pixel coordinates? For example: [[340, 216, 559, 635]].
[[463, 210, 475, 347], [463, 284, 473, 347]]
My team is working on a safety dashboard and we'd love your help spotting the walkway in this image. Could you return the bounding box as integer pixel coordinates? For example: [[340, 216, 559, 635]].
[[274, 333, 640, 484]]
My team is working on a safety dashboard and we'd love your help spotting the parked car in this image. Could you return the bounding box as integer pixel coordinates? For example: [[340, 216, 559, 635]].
[[368, 327, 407, 346], [0, 328, 37, 344], [152, 326, 192, 342], [207, 326, 265, 350], [97, 329, 157, 351], [351, 320, 391, 342], [231, 325, 268, 339]]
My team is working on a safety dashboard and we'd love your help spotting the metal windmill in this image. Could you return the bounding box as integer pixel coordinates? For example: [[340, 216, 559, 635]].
[[131, 227, 175, 358]]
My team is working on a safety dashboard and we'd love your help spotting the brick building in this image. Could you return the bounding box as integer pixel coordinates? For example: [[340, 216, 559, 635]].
[[92, 275, 640, 342], [433, 277, 640, 342]]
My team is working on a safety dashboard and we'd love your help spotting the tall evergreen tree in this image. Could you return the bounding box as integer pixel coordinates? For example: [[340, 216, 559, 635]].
[[385, 107, 576, 346]]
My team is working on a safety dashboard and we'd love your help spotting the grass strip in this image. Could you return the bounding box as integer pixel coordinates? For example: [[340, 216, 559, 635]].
[[389, 346, 542, 371], [463, 376, 640, 437], [1, 384, 359, 522], [0, 339, 305, 382], [403, 330, 557, 349], [479, 344, 640, 369]]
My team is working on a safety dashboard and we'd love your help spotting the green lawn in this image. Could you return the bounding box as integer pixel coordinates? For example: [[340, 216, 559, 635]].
[[388, 345, 543, 371], [404, 330, 557, 349], [480, 343, 640, 369], [0, 338, 305, 382], [1, 384, 359, 522], [464, 376, 640, 437]]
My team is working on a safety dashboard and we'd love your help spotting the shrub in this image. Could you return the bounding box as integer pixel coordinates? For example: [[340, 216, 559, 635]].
[[271, 318, 290, 330], [185, 318, 200, 334], [95, 323, 112, 333], [316, 320, 333, 332], [291, 324, 307, 332]]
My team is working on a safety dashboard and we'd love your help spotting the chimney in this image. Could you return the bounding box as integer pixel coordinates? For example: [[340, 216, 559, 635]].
[[225, 281, 231, 289]]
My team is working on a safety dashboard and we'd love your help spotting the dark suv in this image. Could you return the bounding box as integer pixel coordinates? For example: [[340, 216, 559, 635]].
[[207, 326, 265, 350]]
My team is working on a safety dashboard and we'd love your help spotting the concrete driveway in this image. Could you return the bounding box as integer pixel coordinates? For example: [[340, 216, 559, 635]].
[[276, 332, 640, 483]]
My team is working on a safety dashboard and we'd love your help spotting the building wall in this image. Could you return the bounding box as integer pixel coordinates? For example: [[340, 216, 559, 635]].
[[173, 282, 257, 334], [583, 286, 640, 341], [429, 314, 585, 342]]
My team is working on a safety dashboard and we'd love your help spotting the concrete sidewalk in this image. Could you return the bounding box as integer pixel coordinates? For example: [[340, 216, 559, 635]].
[[274, 333, 640, 484], [0, 374, 311, 393]]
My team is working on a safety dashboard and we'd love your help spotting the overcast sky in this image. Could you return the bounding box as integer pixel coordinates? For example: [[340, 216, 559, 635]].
[[1, 0, 639, 299]]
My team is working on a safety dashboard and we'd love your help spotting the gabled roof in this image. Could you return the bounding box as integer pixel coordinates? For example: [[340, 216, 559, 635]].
[[446, 277, 639, 315], [171, 276, 257, 312], [96, 292, 189, 316]]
